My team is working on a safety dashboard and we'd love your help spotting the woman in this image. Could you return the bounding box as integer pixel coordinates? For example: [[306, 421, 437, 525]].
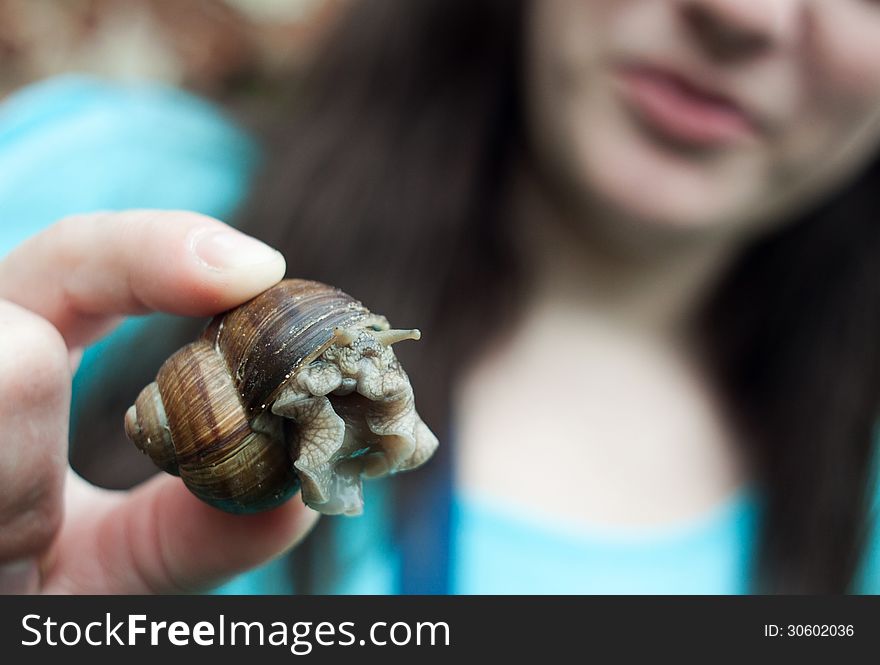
[[2, 0, 880, 594]]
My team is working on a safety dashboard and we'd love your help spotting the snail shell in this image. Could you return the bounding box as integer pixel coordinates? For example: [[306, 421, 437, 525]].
[[124, 279, 438, 516]]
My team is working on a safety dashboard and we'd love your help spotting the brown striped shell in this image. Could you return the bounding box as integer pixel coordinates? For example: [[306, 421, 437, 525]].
[[123, 279, 438, 515]]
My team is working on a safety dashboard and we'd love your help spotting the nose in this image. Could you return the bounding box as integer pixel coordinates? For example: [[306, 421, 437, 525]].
[[677, 0, 803, 61]]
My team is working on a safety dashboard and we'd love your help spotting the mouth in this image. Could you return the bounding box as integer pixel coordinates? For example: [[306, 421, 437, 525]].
[[613, 63, 760, 148]]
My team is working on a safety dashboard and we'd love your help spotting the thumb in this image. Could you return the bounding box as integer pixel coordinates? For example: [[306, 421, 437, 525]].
[[44, 472, 319, 594]]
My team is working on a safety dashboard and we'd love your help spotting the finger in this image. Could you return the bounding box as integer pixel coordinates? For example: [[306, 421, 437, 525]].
[[0, 301, 69, 588], [0, 210, 286, 348], [45, 473, 319, 594]]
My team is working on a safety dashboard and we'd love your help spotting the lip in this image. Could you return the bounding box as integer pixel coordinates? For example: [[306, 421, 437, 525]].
[[613, 64, 760, 147]]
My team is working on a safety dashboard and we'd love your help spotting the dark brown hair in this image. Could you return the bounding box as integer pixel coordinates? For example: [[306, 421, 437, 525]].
[[701, 162, 880, 593]]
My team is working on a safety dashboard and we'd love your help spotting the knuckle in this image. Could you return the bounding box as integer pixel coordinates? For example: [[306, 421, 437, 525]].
[[46, 212, 96, 243], [0, 491, 63, 559]]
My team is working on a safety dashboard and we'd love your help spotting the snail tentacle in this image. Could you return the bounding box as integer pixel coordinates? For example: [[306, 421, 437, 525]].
[[370, 328, 421, 347]]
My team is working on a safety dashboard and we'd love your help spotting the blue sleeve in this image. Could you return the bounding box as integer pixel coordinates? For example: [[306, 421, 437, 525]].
[[0, 75, 259, 257]]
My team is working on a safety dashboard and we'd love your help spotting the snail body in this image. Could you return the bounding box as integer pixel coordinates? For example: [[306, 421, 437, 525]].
[[124, 279, 438, 516]]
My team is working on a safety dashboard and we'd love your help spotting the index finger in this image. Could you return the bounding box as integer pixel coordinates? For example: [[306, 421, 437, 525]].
[[0, 210, 287, 347]]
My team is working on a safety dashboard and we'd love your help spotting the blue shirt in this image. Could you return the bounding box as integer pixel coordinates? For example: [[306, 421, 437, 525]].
[[2, 75, 879, 594]]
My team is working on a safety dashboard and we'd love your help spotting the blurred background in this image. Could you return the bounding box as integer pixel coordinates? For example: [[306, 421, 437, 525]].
[[0, 0, 344, 104]]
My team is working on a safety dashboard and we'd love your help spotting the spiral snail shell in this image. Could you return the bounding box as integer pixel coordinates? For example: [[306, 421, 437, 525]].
[[124, 279, 438, 516]]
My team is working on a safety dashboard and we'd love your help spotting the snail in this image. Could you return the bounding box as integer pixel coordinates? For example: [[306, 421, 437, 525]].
[[124, 279, 438, 516]]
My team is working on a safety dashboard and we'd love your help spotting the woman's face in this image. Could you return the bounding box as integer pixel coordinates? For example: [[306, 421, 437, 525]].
[[527, 0, 880, 233]]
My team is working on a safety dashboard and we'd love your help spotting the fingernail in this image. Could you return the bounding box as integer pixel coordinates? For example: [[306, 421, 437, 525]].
[[0, 559, 40, 594], [191, 229, 284, 271]]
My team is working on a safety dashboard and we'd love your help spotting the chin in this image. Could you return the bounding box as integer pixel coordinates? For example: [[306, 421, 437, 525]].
[[586, 162, 725, 231], [572, 119, 753, 234]]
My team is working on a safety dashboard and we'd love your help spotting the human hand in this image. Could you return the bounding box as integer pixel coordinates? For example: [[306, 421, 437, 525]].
[[0, 211, 319, 593]]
